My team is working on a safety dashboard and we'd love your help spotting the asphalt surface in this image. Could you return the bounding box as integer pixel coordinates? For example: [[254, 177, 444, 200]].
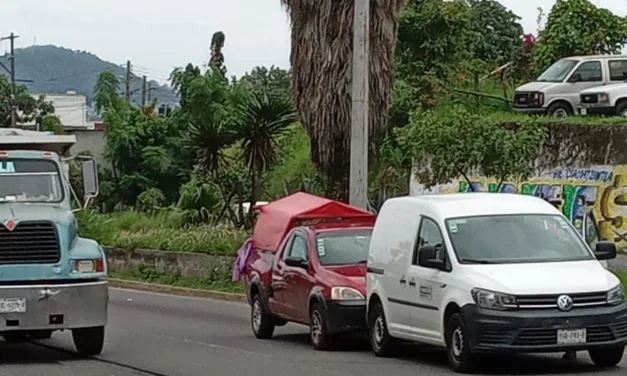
[[1, 288, 625, 376]]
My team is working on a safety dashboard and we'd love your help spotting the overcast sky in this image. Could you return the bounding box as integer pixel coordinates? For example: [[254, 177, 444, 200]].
[[1, 0, 626, 84]]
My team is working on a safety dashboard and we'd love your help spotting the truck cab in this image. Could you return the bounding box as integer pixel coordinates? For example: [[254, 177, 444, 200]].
[[578, 81, 627, 117], [0, 129, 107, 355]]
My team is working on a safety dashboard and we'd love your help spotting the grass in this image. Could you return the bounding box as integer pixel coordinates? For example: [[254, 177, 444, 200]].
[[485, 111, 627, 126], [77, 209, 249, 256], [110, 264, 245, 294], [615, 270, 627, 291]]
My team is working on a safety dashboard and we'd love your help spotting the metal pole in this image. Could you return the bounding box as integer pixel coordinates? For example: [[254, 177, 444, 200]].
[[141, 75, 147, 107], [125, 60, 131, 103], [349, 0, 370, 209]]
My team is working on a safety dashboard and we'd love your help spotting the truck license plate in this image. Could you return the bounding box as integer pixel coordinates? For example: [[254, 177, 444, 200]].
[[0, 298, 26, 313], [557, 329, 586, 344], [580, 108, 587, 115]]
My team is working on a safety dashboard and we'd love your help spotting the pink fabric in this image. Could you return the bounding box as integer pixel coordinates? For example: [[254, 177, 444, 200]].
[[232, 238, 253, 282]]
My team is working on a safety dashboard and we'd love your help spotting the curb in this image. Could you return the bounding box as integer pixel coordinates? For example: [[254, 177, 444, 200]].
[[109, 278, 248, 302]]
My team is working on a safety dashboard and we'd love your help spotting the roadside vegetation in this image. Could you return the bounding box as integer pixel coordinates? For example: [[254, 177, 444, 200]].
[[51, 0, 627, 290]]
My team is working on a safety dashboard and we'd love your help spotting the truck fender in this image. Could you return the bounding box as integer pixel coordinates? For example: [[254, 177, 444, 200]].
[[247, 273, 265, 306], [307, 286, 327, 314]]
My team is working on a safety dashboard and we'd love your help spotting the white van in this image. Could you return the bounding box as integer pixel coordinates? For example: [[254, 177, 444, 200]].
[[513, 55, 627, 117], [578, 81, 627, 116], [366, 193, 625, 373]]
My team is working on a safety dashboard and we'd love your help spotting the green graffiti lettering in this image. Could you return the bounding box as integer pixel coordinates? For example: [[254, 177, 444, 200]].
[[459, 181, 468, 192], [562, 185, 575, 218]]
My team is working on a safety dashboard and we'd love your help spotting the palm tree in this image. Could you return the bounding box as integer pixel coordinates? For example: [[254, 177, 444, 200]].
[[279, 0, 405, 201], [234, 91, 297, 216]]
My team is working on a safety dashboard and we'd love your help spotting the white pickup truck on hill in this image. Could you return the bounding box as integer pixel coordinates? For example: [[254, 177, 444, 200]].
[[578, 82, 627, 117]]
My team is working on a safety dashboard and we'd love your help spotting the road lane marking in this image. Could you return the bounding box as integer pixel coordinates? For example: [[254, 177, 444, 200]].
[[110, 287, 247, 304]]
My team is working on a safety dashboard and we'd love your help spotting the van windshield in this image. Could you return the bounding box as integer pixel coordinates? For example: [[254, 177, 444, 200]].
[[315, 229, 372, 266], [0, 159, 64, 203], [536, 59, 578, 82], [445, 214, 594, 264]]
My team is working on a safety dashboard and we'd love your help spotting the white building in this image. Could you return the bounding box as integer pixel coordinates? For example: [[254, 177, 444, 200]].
[[20, 91, 95, 130]]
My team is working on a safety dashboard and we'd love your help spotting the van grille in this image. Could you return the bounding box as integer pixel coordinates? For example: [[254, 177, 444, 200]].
[[580, 93, 599, 104], [514, 93, 531, 107], [516, 292, 607, 309], [0, 221, 61, 264]]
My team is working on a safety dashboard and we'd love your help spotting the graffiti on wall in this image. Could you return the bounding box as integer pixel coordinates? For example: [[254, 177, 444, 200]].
[[409, 165, 627, 248]]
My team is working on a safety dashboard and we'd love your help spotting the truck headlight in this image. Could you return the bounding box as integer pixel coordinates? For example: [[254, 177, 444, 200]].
[[599, 93, 610, 103], [330, 286, 364, 301], [471, 288, 517, 310], [71, 259, 105, 273], [607, 285, 625, 305]]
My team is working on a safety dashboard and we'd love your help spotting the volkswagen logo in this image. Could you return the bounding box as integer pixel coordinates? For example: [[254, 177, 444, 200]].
[[557, 295, 573, 311]]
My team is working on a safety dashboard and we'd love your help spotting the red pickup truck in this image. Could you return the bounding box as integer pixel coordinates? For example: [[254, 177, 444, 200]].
[[244, 193, 375, 350]]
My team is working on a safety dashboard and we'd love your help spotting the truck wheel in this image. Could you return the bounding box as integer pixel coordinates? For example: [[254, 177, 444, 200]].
[[72, 326, 105, 356], [617, 100, 627, 117], [2, 332, 28, 342], [547, 102, 572, 118], [251, 294, 275, 339], [310, 304, 333, 350], [445, 313, 478, 373], [589, 346, 624, 367], [368, 302, 396, 357]]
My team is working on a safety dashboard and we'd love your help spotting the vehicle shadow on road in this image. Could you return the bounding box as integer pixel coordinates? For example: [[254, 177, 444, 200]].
[[393, 344, 621, 375], [0, 340, 74, 365], [273, 332, 372, 352]]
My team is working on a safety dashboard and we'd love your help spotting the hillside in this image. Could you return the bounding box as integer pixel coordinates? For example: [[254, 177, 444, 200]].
[[0, 45, 177, 107]]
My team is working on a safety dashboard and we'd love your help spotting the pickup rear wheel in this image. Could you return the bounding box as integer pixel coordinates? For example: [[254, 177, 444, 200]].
[[589, 346, 624, 367], [310, 304, 333, 350], [368, 302, 395, 357], [251, 294, 275, 339], [617, 100, 627, 117], [72, 326, 105, 356], [445, 313, 478, 373]]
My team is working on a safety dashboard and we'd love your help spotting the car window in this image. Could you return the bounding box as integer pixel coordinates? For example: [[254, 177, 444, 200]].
[[585, 215, 599, 249], [287, 234, 308, 261], [572, 61, 602, 82], [609, 60, 627, 81], [413, 217, 445, 265], [316, 229, 371, 266]]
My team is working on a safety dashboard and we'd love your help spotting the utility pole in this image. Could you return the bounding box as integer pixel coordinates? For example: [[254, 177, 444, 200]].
[[349, 0, 369, 209], [141, 75, 147, 107], [1, 33, 19, 127], [147, 83, 153, 103], [125, 60, 131, 103]]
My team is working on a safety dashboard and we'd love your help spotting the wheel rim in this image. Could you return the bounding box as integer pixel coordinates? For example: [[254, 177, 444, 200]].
[[311, 310, 323, 344], [451, 326, 464, 358], [252, 300, 262, 332], [553, 108, 568, 118], [373, 315, 385, 345]]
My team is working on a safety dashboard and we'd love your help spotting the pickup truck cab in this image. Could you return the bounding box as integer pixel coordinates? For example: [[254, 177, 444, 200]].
[[513, 55, 627, 117], [578, 81, 627, 117], [366, 193, 625, 373], [245, 192, 375, 350]]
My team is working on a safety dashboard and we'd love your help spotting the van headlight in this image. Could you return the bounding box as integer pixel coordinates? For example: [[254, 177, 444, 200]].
[[330, 286, 364, 301], [471, 288, 517, 310], [607, 285, 625, 305]]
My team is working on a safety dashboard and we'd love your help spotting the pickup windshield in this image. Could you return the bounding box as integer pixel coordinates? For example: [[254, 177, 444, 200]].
[[445, 214, 594, 264], [0, 159, 64, 203], [536, 59, 578, 82], [315, 229, 372, 266]]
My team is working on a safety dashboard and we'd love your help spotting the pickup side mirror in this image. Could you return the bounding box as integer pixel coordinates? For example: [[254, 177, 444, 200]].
[[568, 73, 582, 83], [285, 256, 309, 269], [418, 245, 446, 270], [594, 241, 616, 261]]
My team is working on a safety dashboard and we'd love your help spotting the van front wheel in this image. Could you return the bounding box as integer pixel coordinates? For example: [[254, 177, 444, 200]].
[[589, 346, 624, 367], [368, 302, 395, 357], [445, 313, 478, 373]]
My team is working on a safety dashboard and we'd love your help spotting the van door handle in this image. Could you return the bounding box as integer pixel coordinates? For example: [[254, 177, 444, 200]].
[[408, 279, 416, 287], [399, 277, 407, 285]]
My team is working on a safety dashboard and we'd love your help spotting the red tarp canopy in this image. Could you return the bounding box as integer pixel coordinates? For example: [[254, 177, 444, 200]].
[[252, 192, 375, 252]]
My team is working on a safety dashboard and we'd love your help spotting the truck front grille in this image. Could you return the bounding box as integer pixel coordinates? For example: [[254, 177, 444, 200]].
[[0, 221, 61, 264], [580, 94, 599, 104]]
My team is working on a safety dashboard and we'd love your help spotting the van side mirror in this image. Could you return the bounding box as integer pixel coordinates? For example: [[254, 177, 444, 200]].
[[81, 158, 99, 208], [285, 256, 309, 269], [418, 245, 446, 270], [568, 73, 582, 83], [594, 241, 616, 260]]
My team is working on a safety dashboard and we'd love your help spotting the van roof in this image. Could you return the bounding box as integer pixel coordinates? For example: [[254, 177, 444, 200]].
[[564, 55, 627, 61], [390, 193, 560, 219]]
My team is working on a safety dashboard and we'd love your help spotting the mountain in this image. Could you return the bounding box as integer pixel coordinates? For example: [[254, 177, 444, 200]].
[[0, 45, 178, 109]]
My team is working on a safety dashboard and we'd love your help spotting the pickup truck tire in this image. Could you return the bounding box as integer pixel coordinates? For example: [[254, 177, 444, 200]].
[[251, 294, 275, 339], [445, 313, 478, 373], [310, 304, 333, 350], [617, 100, 627, 117], [368, 302, 396, 357], [547, 102, 572, 118], [72, 326, 105, 356], [589, 346, 624, 367]]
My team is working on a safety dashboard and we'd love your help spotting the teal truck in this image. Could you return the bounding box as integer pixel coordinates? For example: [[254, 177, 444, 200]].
[[0, 129, 107, 355]]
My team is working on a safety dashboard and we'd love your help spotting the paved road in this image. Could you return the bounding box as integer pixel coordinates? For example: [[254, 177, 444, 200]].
[[1, 288, 625, 375]]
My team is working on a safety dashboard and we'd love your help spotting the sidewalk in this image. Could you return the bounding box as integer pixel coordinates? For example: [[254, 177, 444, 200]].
[[609, 253, 627, 270]]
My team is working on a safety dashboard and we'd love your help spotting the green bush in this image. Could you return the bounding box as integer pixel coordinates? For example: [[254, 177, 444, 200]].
[[76, 209, 249, 255]]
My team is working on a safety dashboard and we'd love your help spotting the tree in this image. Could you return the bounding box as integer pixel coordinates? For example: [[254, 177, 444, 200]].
[[533, 0, 627, 72], [94, 71, 121, 114], [396, 107, 544, 190], [240, 66, 292, 103], [209, 31, 227, 76], [280, 0, 405, 201], [0, 75, 54, 127]]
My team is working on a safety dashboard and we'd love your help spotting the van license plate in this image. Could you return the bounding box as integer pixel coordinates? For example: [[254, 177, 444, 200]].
[[0, 298, 26, 313], [557, 329, 586, 344], [580, 108, 587, 115]]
